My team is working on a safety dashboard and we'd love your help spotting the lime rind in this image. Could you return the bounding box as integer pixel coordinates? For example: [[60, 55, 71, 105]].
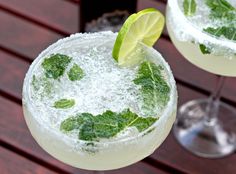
[[112, 8, 165, 66], [112, 13, 137, 61]]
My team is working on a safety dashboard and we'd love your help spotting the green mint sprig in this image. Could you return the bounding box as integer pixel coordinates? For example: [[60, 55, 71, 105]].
[[67, 63, 84, 81], [42, 54, 72, 79], [200, 26, 236, 54], [54, 99, 75, 109], [32, 75, 53, 97], [199, 44, 211, 54], [183, 0, 197, 16], [205, 0, 236, 20], [133, 61, 170, 115], [60, 109, 157, 141], [199, 0, 236, 54], [204, 26, 236, 40]]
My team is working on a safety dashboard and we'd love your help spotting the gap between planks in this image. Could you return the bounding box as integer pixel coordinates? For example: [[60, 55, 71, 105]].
[[0, 132, 186, 174], [0, 140, 72, 174], [0, 4, 70, 37]]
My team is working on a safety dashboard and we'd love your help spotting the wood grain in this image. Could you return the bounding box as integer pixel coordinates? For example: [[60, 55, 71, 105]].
[[0, 51, 29, 99], [107, 162, 169, 174], [0, 147, 56, 174], [0, 11, 62, 59], [0, 0, 78, 34]]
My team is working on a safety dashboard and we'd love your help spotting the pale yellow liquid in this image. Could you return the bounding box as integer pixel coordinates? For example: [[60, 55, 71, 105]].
[[23, 105, 176, 170], [166, 6, 236, 77], [22, 32, 177, 171]]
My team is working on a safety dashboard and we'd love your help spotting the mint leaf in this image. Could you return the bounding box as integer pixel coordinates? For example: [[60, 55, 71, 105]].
[[199, 1, 236, 54], [199, 44, 211, 54], [183, 0, 197, 16], [119, 109, 157, 132], [205, 0, 236, 20], [204, 26, 236, 40], [42, 54, 72, 79], [54, 99, 75, 109], [32, 75, 40, 91], [60, 109, 157, 141], [130, 117, 157, 132], [61, 113, 93, 131], [133, 61, 170, 115], [199, 26, 236, 54], [31, 75, 53, 96], [67, 63, 84, 81]]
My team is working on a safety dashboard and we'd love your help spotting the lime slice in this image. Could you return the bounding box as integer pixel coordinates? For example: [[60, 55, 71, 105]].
[[112, 8, 165, 66]]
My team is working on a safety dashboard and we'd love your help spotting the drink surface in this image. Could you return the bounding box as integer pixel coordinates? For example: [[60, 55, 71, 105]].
[[22, 31, 177, 170], [178, 0, 236, 31], [167, 0, 236, 76]]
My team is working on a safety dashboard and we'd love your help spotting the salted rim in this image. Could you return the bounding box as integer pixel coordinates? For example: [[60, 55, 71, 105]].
[[167, 0, 236, 51], [22, 31, 177, 148]]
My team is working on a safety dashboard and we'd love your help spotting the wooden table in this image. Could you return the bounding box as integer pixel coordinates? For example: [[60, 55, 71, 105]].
[[0, 0, 236, 173]]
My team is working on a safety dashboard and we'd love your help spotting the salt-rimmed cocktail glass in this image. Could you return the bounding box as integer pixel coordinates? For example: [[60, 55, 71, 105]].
[[22, 32, 177, 172], [166, 0, 236, 158]]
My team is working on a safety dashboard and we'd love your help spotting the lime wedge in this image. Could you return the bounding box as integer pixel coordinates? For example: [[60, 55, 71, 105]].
[[112, 8, 165, 66]]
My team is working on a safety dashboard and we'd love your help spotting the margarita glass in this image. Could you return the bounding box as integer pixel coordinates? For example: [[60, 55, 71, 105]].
[[22, 31, 177, 171], [166, 0, 236, 158]]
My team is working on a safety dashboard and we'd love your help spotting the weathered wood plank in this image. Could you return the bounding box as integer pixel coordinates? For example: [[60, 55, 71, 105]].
[[0, 11, 62, 59], [0, 0, 78, 34], [0, 147, 57, 174], [0, 51, 29, 99]]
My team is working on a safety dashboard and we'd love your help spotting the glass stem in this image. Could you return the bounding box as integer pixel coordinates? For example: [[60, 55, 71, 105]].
[[205, 76, 225, 125]]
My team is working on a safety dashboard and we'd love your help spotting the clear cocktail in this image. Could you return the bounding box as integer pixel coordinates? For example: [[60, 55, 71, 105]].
[[166, 0, 236, 158], [22, 31, 177, 170], [167, 0, 236, 76]]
